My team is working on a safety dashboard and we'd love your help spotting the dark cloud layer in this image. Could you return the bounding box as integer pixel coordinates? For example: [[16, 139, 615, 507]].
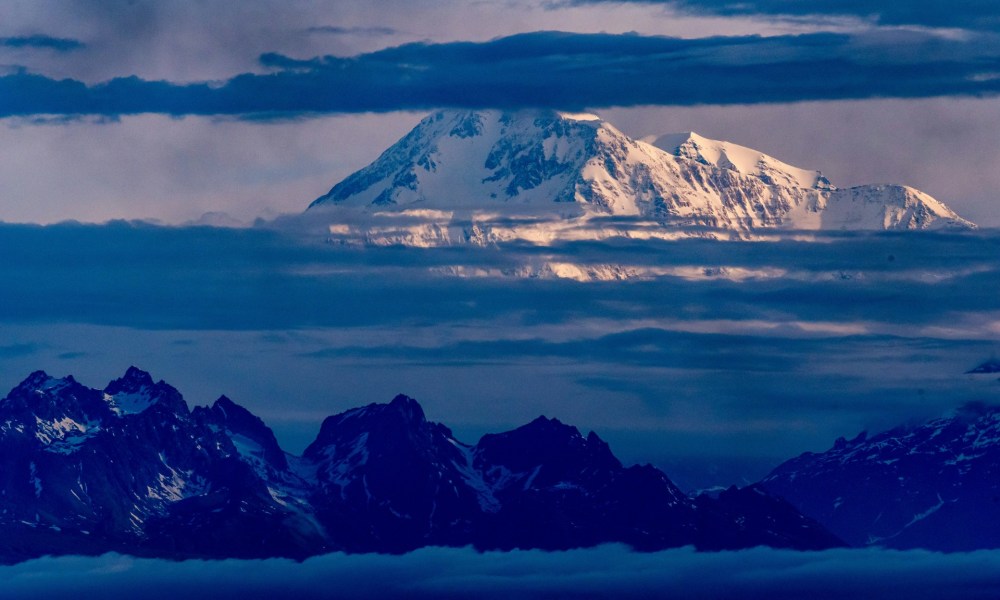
[[0, 34, 85, 52], [2, 29, 1000, 116], [1, 221, 997, 471], [5, 546, 1000, 599], [0, 222, 997, 331], [569, 0, 1000, 32]]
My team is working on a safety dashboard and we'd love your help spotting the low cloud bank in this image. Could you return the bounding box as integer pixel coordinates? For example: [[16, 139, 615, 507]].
[[4, 545, 1000, 599], [0, 222, 997, 332]]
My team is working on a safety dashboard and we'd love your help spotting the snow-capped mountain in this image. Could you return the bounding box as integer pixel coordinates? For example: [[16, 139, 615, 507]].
[[0, 368, 841, 563], [305, 110, 974, 247], [760, 403, 1000, 551]]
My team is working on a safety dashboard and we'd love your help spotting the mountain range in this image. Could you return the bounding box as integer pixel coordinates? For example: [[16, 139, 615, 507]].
[[762, 402, 1000, 551], [0, 368, 840, 564], [4, 367, 997, 562], [304, 110, 974, 247]]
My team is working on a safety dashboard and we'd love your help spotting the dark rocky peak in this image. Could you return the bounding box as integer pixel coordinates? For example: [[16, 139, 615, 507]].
[[303, 394, 452, 461], [195, 395, 288, 471], [512, 415, 580, 438], [388, 393, 426, 423], [101, 367, 188, 418], [9, 369, 54, 393], [7, 370, 79, 399], [204, 395, 250, 422], [103, 365, 154, 395], [301, 395, 477, 552], [1, 370, 110, 427], [474, 415, 622, 482]]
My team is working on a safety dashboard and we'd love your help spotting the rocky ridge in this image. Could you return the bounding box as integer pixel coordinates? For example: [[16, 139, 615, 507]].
[[0, 368, 841, 563]]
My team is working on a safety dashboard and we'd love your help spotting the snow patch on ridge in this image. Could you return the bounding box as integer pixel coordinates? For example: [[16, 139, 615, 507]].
[[104, 390, 157, 416], [448, 439, 502, 513]]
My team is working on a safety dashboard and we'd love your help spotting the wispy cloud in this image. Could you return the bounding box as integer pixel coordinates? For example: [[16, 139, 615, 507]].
[[564, 0, 1000, 33], [305, 25, 400, 37], [0, 34, 85, 52], [2, 30, 1000, 117]]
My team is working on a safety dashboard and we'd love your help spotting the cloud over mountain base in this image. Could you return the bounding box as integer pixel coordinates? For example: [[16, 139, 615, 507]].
[[4, 545, 1000, 599]]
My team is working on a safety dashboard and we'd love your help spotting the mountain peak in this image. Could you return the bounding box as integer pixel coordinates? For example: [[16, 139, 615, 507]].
[[123, 365, 153, 381], [308, 108, 634, 212], [523, 414, 576, 434], [303, 394, 436, 459], [198, 394, 288, 471], [103, 368, 187, 417], [652, 130, 700, 149], [306, 109, 972, 243], [476, 413, 621, 477], [9, 370, 79, 398], [653, 130, 833, 190], [0, 371, 111, 444], [104, 366, 155, 395], [13, 369, 53, 391], [388, 393, 426, 421], [212, 394, 238, 413]]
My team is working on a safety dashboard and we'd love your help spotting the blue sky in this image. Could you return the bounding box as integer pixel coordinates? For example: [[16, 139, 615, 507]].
[[0, 0, 999, 225]]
